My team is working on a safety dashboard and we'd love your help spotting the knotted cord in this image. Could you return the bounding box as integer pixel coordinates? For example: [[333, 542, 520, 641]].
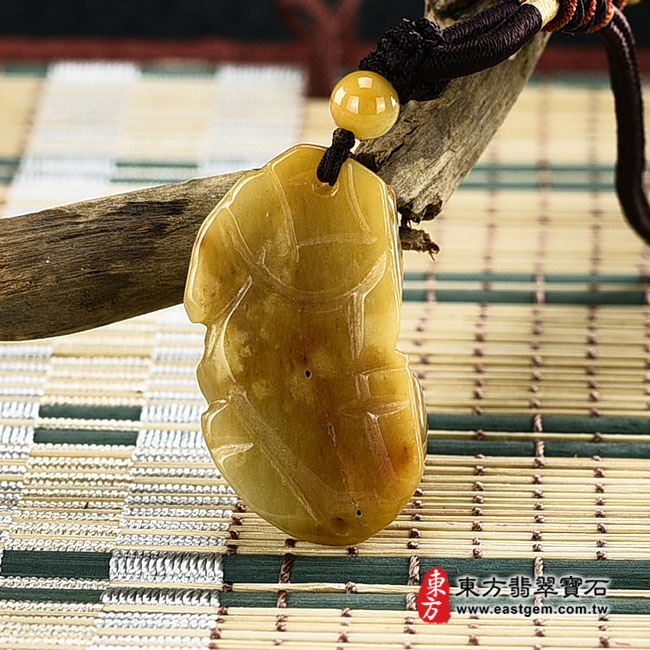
[[317, 0, 650, 247], [317, 128, 357, 185]]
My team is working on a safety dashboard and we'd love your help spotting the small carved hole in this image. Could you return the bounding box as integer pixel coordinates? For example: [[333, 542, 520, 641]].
[[305, 370, 312, 378], [331, 517, 351, 535], [356, 510, 362, 517]]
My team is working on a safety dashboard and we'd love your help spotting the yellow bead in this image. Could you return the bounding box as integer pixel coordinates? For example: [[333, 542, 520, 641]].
[[329, 71, 400, 140]]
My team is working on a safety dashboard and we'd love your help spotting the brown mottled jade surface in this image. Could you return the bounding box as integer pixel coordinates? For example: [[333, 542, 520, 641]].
[[185, 145, 427, 544]]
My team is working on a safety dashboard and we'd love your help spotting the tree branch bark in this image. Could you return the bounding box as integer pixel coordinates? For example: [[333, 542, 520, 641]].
[[0, 0, 549, 340]]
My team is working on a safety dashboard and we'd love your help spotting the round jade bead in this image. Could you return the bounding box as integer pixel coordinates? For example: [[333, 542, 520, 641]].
[[329, 71, 400, 140]]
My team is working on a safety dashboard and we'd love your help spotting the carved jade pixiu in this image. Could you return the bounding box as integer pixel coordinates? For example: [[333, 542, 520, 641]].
[[184, 144, 427, 545]]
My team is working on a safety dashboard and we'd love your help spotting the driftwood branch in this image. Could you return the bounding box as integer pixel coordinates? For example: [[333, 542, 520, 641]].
[[0, 172, 244, 341], [0, 0, 549, 340]]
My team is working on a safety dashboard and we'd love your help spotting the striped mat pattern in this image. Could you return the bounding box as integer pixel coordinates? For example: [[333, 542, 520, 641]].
[[0, 63, 649, 648]]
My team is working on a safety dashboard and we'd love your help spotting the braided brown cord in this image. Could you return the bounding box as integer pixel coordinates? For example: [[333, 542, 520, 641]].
[[360, 1, 539, 104], [318, 0, 650, 248], [599, 8, 650, 243], [316, 128, 356, 185]]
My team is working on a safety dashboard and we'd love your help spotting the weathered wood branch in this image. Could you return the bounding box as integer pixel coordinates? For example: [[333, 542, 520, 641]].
[[0, 172, 244, 341], [0, 1, 549, 340]]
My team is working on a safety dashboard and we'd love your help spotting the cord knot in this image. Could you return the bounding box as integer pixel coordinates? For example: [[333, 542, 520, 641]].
[[317, 128, 356, 185], [359, 18, 449, 103]]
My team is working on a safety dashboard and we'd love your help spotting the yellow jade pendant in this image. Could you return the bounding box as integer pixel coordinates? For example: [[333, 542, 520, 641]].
[[184, 144, 427, 545]]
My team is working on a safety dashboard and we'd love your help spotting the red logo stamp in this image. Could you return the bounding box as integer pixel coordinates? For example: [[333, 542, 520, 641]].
[[417, 567, 451, 624]]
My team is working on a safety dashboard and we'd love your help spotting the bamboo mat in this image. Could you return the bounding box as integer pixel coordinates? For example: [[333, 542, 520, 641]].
[[0, 63, 649, 648]]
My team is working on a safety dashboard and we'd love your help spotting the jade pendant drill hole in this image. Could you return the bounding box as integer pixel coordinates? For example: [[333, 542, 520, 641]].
[[331, 517, 351, 535]]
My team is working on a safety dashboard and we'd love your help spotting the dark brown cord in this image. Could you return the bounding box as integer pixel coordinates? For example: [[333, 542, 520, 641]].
[[598, 8, 650, 243], [319, 0, 542, 184], [316, 127, 355, 185], [360, 1, 538, 104], [318, 0, 650, 244], [359, 16, 449, 104]]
